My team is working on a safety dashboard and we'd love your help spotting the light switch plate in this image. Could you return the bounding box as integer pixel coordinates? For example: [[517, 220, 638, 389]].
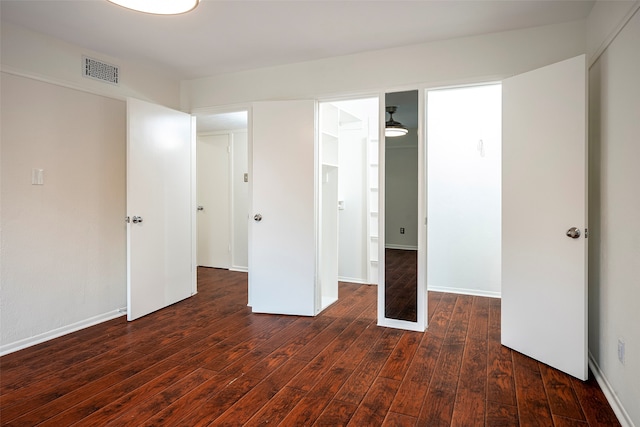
[[32, 169, 44, 185]]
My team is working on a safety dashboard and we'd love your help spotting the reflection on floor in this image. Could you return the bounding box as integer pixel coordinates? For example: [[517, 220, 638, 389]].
[[385, 248, 417, 322]]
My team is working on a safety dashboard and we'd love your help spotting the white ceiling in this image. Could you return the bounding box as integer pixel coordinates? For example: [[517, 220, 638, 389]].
[[1, 0, 595, 81]]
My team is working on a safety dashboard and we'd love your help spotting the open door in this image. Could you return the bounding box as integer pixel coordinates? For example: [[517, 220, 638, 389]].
[[249, 100, 317, 316], [196, 134, 230, 269], [126, 98, 196, 321], [502, 55, 587, 379]]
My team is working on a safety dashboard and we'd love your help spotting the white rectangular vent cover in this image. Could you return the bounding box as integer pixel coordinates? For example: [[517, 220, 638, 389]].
[[83, 56, 119, 85]]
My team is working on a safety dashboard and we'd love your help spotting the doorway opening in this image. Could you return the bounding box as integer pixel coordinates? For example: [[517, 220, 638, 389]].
[[195, 110, 249, 272], [426, 84, 502, 297], [319, 98, 379, 288]]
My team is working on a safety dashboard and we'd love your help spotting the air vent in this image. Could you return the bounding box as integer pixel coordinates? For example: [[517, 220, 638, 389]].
[[82, 56, 119, 85]]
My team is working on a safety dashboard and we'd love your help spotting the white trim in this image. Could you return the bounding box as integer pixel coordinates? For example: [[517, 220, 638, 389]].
[[338, 276, 373, 285], [1, 65, 126, 102], [428, 286, 501, 299], [588, 352, 635, 427], [191, 116, 198, 295], [385, 244, 418, 251], [230, 266, 248, 273], [0, 309, 126, 357], [589, 2, 640, 69], [378, 316, 425, 332]]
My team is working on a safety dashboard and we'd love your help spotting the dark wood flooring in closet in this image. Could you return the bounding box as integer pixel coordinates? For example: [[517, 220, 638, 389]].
[[0, 267, 619, 426]]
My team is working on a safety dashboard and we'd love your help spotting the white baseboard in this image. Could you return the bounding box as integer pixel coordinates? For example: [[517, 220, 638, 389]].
[[385, 244, 418, 251], [427, 285, 501, 299], [0, 309, 126, 357], [230, 266, 248, 273], [588, 352, 635, 427], [338, 276, 373, 285]]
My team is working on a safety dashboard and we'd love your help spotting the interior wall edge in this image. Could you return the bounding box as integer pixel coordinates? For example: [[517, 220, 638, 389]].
[[587, 1, 640, 68], [589, 352, 635, 427]]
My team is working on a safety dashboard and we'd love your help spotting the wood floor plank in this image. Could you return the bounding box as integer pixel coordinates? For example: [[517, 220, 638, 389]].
[[540, 363, 586, 421], [347, 377, 401, 426], [417, 342, 465, 427], [487, 340, 517, 406], [488, 296, 502, 342], [444, 294, 473, 345], [389, 333, 443, 417], [382, 411, 418, 427], [553, 415, 590, 427], [486, 401, 520, 426], [211, 351, 312, 425], [512, 351, 554, 427], [37, 361, 198, 426], [78, 368, 232, 425], [313, 400, 359, 426], [571, 374, 622, 426], [378, 331, 422, 381], [425, 292, 457, 339], [0, 347, 137, 420], [334, 328, 403, 405], [4, 352, 177, 426], [467, 296, 490, 340], [0, 268, 621, 427], [279, 396, 331, 425], [288, 318, 374, 391], [243, 386, 307, 427], [169, 374, 262, 426], [105, 367, 216, 426], [450, 336, 487, 427]]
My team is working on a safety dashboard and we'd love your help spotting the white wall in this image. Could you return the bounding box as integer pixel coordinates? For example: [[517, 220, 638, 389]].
[[0, 22, 182, 354], [182, 20, 586, 110], [337, 127, 367, 282], [588, 4, 640, 426], [1, 73, 127, 353], [2, 22, 181, 109], [231, 131, 249, 271], [427, 85, 502, 297]]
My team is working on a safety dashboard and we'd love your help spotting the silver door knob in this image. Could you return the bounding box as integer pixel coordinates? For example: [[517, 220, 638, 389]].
[[132, 216, 143, 224], [254, 214, 262, 222], [566, 227, 580, 239]]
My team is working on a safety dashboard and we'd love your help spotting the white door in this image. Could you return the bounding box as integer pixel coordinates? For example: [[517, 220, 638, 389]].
[[249, 100, 317, 316], [197, 134, 230, 269], [502, 55, 587, 380], [127, 98, 195, 321]]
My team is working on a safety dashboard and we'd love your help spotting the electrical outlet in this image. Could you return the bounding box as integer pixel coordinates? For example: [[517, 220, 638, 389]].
[[400, 227, 405, 234], [618, 338, 625, 364]]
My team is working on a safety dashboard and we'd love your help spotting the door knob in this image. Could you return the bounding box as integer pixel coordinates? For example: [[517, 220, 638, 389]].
[[566, 227, 580, 239], [132, 216, 143, 224], [254, 214, 262, 222], [197, 206, 204, 211]]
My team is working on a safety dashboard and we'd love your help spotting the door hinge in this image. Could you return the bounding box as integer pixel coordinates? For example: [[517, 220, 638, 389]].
[[585, 228, 589, 238], [125, 216, 130, 223]]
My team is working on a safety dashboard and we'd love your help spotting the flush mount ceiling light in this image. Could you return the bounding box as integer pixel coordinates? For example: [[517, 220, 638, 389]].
[[385, 106, 408, 137], [107, 0, 200, 15]]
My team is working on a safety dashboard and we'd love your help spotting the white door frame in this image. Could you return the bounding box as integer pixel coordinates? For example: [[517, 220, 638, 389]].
[[377, 87, 429, 333]]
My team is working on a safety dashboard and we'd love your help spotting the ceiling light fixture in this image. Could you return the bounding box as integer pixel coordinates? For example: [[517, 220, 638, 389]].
[[107, 0, 200, 15], [385, 106, 408, 137]]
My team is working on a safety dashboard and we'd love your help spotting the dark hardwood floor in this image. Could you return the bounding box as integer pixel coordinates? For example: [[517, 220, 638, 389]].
[[0, 268, 619, 426]]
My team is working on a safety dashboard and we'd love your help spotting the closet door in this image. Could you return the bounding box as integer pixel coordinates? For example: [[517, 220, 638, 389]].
[[502, 55, 587, 380], [249, 100, 317, 315], [127, 98, 195, 321]]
